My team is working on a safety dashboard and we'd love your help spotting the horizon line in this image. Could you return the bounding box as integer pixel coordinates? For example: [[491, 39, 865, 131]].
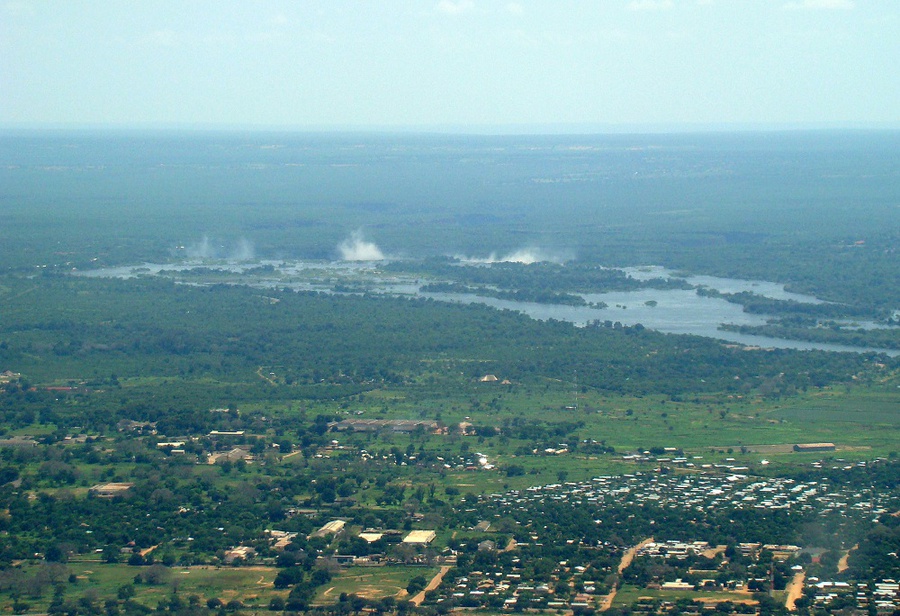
[[1, 120, 898, 137]]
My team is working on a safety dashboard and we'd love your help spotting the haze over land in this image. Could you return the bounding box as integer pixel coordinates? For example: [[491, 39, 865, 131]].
[[0, 4, 899, 616]]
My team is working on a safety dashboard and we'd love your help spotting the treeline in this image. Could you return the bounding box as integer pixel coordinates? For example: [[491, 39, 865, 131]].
[[720, 321, 899, 351], [696, 288, 885, 321], [387, 258, 690, 294], [1, 275, 891, 403], [419, 281, 590, 306], [668, 232, 900, 318]]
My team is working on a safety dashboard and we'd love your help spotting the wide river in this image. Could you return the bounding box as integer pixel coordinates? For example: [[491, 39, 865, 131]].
[[78, 260, 898, 356]]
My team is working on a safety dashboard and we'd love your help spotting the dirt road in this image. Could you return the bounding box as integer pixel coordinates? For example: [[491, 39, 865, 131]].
[[139, 545, 158, 557], [599, 537, 654, 611], [410, 565, 452, 606], [784, 571, 805, 611], [619, 538, 654, 573], [837, 545, 857, 573]]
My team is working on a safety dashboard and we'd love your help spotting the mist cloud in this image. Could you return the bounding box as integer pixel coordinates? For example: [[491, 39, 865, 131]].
[[183, 236, 255, 261], [456, 247, 565, 265], [230, 238, 255, 261], [185, 236, 215, 259], [338, 230, 385, 261]]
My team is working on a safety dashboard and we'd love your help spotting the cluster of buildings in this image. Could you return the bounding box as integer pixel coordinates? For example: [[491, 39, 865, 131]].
[[435, 553, 604, 611], [481, 468, 897, 518], [356, 448, 495, 471], [806, 578, 900, 612], [329, 419, 442, 434], [636, 540, 716, 559], [267, 520, 437, 551]]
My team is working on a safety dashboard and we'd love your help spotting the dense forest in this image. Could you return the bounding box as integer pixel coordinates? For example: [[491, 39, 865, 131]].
[[1, 275, 890, 405]]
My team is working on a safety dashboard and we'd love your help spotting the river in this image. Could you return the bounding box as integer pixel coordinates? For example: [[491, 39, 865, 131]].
[[76, 260, 898, 356]]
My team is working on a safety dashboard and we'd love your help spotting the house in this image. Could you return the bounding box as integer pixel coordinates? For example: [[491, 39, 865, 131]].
[[90, 483, 134, 497], [266, 530, 298, 550], [311, 520, 346, 538], [661, 579, 695, 590], [793, 443, 836, 452], [223, 546, 255, 563], [331, 419, 440, 434], [208, 448, 253, 464], [0, 437, 38, 448], [0, 370, 21, 383], [117, 420, 157, 433], [403, 530, 436, 545]]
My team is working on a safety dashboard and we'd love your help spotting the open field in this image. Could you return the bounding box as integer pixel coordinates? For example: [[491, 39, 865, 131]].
[[316, 566, 436, 602], [3, 561, 283, 613], [770, 390, 900, 426], [612, 584, 758, 608]]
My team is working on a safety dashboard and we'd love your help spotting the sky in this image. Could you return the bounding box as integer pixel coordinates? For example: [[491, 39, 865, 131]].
[[1, 0, 898, 132]]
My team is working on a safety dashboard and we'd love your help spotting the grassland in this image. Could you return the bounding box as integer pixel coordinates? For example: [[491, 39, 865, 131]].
[[612, 584, 761, 608], [4, 560, 283, 613], [285, 374, 900, 469], [315, 566, 437, 603]]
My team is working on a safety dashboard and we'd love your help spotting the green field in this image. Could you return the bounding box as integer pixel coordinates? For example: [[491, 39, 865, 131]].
[[0, 560, 283, 613], [612, 584, 759, 608], [315, 566, 437, 602], [770, 390, 900, 426]]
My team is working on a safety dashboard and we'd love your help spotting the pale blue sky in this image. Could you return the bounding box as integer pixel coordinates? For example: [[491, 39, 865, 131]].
[[1, 0, 897, 131]]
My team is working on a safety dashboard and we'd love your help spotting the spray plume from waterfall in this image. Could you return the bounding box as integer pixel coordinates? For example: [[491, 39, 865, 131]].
[[338, 230, 385, 261], [456, 247, 565, 265], [183, 236, 255, 261]]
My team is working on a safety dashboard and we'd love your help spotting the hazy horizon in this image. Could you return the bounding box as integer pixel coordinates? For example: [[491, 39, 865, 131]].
[[2, 121, 898, 136], [3, 2, 898, 131]]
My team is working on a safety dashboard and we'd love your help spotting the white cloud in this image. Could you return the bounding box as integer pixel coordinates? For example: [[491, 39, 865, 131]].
[[627, 0, 674, 11], [783, 0, 854, 9], [436, 0, 474, 15]]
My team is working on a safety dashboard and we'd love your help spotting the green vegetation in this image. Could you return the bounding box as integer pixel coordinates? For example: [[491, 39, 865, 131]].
[[0, 130, 898, 615], [315, 567, 435, 602], [0, 268, 896, 614], [720, 321, 900, 351]]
